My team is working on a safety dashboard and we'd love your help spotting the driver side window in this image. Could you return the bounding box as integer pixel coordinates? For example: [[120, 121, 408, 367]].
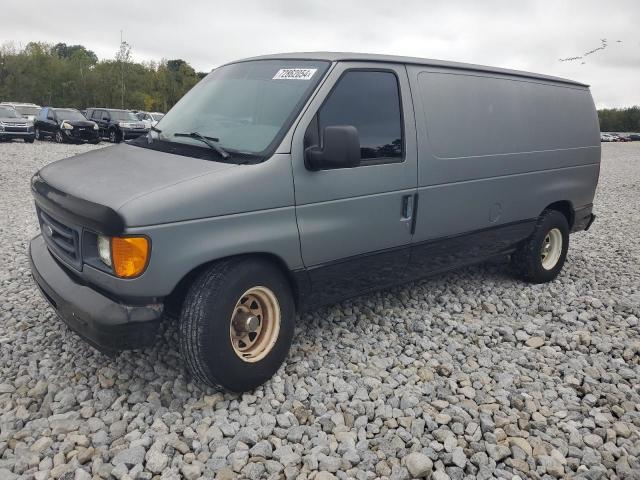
[[311, 70, 404, 165]]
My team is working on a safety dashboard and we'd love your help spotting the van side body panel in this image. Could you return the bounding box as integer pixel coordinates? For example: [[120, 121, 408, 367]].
[[406, 65, 600, 278]]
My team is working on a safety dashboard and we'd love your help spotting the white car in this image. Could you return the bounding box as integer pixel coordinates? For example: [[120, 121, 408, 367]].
[[600, 133, 615, 142], [136, 111, 164, 129], [0, 102, 41, 122]]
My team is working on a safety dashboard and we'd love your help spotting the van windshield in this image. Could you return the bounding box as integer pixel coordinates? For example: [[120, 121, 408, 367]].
[[141, 59, 329, 158]]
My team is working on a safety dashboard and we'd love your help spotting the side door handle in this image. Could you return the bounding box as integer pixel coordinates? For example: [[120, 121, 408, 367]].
[[401, 195, 413, 220], [401, 194, 419, 234]]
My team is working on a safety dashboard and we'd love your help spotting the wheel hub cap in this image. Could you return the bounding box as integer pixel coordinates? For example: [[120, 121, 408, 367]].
[[229, 286, 281, 363], [540, 228, 563, 270]]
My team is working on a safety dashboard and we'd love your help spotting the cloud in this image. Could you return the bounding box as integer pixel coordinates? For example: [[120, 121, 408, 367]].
[[2, 0, 639, 107]]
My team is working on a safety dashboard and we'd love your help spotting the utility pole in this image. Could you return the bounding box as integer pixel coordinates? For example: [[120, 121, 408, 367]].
[[120, 30, 125, 109]]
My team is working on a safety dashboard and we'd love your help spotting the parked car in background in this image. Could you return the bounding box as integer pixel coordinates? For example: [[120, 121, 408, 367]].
[[615, 134, 631, 142], [85, 108, 149, 143], [136, 111, 165, 128], [0, 105, 35, 143], [0, 102, 41, 122], [600, 133, 614, 142], [34, 107, 100, 144], [629, 133, 640, 141], [29, 52, 600, 392]]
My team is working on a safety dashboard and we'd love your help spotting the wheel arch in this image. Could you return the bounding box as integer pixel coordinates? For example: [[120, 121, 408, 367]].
[[164, 252, 304, 318], [543, 200, 574, 229]]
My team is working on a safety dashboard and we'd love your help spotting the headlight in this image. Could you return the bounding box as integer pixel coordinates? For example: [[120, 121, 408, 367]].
[[97, 235, 150, 278], [97, 235, 112, 267], [93, 123, 99, 130], [61, 121, 73, 130], [119, 121, 129, 128]]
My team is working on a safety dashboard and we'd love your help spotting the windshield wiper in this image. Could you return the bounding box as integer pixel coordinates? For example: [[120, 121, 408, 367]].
[[174, 132, 231, 160]]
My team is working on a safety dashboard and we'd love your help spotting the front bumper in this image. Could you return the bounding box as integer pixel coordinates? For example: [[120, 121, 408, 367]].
[[121, 128, 149, 139], [29, 235, 163, 353], [0, 130, 34, 140], [572, 204, 596, 233], [63, 128, 99, 143]]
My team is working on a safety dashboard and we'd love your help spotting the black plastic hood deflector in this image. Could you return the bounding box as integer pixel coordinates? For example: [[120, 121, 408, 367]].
[[31, 174, 125, 235]]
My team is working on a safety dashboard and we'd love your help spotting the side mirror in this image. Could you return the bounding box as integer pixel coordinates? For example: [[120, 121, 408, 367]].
[[305, 125, 360, 171], [102, 116, 110, 121]]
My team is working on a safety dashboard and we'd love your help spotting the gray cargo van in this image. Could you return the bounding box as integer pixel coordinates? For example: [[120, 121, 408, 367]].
[[29, 53, 599, 392]]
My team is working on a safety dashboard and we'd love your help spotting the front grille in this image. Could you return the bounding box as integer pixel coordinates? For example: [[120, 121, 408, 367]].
[[5, 126, 30, 132], [71, 128, 96, 140], [37, 208, 82, 269]]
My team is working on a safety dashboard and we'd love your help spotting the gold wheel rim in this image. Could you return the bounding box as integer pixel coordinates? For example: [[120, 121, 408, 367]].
[[229, 286, 280, 363], [541, 228, 563, 270]]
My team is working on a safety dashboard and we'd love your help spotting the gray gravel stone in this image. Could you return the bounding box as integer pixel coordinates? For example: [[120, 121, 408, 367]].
[[404, 452, 433, 478], [112, 446, 146, 467]]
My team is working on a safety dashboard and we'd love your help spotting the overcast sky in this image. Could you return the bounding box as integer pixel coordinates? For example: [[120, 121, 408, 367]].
[[3, 0, 639, 108]]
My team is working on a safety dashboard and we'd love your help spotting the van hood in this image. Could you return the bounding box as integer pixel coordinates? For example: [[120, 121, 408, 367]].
[[34, 144, 293, 230]]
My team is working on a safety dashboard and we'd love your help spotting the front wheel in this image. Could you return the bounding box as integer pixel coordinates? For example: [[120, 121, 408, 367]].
[[109, 129, 120, 143], [55, 130, 65, 143], [512, 209, 569, 283], [179, 258, 295, 392], [35, 128, 42, 140], [24, 137, 35, 144]]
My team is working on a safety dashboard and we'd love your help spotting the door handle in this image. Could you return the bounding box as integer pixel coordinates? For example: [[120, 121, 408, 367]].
[[401, 195, 414, 220], [401, 194, 419, 234]]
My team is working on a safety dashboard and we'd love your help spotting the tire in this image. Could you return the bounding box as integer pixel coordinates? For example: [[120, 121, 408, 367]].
[[109, 129, 120, 143], [35, 128, 41, 141], [512, 209, 569, 283], [24, 137, 35, 144], [55, 130, 64, 143], [179, 257, 295, 392]]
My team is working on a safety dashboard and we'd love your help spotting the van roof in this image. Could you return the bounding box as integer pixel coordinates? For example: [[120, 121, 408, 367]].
[[231, 52, 588, 88]]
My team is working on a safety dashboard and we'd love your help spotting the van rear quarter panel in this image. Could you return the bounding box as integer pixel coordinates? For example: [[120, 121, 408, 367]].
[[408, 66, 600, 241]]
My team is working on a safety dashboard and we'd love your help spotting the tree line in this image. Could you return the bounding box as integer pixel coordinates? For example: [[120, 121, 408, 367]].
[[598, 106, 640, 133], [0, 41, 207, 113], [1, 40, 639, 130]]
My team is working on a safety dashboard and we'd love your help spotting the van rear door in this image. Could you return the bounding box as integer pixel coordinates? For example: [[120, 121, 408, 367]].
[[291, 62, 418, 306]]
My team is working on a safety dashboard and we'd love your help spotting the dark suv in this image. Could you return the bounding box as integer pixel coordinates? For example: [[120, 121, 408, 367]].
[[85, 108, 149, 143], [34, 108, 100, 144]]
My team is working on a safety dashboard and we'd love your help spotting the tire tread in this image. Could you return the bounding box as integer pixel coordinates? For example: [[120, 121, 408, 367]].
[[179, 258, 240, 389]]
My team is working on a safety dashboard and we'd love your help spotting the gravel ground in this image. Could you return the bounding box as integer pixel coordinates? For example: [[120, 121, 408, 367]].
[[0, 140, 639, 480]]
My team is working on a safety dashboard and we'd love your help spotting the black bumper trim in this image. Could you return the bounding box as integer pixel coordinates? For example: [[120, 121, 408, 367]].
[[29, 235, 163, 353], [571, 204, 596, 233]]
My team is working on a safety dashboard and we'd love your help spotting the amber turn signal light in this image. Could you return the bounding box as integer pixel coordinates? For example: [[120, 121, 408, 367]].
[[111, 236, 150, 278]]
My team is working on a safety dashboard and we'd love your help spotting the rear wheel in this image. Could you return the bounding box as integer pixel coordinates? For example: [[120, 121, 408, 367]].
[[179, 258, 295, 392], [512, 209, 569, 283]]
